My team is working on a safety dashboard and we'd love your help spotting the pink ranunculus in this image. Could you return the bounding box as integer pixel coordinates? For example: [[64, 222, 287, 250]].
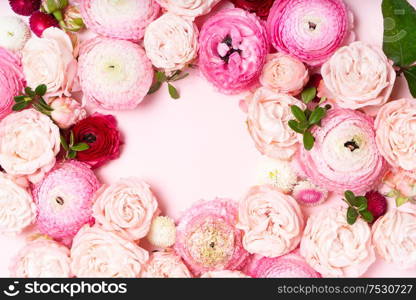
[[260, 53, 309, 96], [78, 37, 153, 110], [198, 8, 268, 94], [141, 251, 192, 278], [300, 206, 375, 277], [297, 108, 387, 195], [0, 109, 60, 184], [0, 47, 25, 120], [237, 185, 304, 258], [156, 0, 221, 19], [247, 87, 306, 160], [92, 178, 159, 241], [375, 99, 416, 172], [174, 198, 249, 276], [50, 96, 86, 129], [267, 0, 354, 66], [70, 225, 149, 277], [200, 270, 249, 278], [80, 0, 160, 41]]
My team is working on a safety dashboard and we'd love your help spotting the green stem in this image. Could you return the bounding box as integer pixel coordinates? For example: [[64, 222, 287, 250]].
[[53, 10, 64, 22]]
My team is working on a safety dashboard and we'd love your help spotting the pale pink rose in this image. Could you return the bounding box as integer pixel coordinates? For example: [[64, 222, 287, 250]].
[[372, 210, 416, 269], [92, 178, 159, 241], [0, 109, 60, 184], [237, 185, 304, 258], [300, 206, 375, 277], [260, 53, 309, 96], [201, 270, 249, 278], [320, 42, 395, 114], [375, 99, 416, 172], [10, 238, 71, 277], [50, 96, 86, 129], [70, 225, 149, 277], [22, 27, 77, 98], [384, 170, 416, 204], [141, 251, 192, 278], [156, 0, 221, 19], [247, 87, 306, 160]]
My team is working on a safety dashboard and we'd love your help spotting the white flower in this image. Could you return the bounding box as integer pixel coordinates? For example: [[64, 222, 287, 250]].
[[0, 16, 30, 52], [146, 216, 176, 248], [255, 156, 297, 193]]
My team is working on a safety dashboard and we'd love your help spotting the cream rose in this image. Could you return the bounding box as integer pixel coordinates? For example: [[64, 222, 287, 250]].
[[237, 185, 304, 258], [156, 0, 221, 19], [0, 173, 36, 234], [372, 210, 416, 269], [300, 206, 375, 277], [141, 251, 192, 278], [260, 53, 309, 96], [375, 99, 416, 172], [92, 178, 159, 241], [144, 13, 198, 74], [320, 42, 395, 114], [0, 109, 60, 184], [247, 87, 306, 160], [70, 225, 149, 277], [384, 170, 416, 205], [50, 96, 86, 129], [22, 27, 77, 98]]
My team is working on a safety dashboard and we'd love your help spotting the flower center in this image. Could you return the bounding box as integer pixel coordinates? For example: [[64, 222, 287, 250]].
[[56, 197, 64, 205], [344, 139, 360, 152], [308, 21, 317, 31], [83, 133, 97, 143], [219, 35, 242, 64]]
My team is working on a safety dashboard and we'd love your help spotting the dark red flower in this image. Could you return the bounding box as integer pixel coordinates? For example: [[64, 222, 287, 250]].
[[29, 11, 59, 37], [230, 0, 274, 18], [72, 113, 122, 169], [9, 0, 40, 16], [365, 191, 387, 222]]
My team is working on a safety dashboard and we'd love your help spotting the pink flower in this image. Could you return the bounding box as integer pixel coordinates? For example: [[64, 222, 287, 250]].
[[0, 47, 25, 120], [201, 270, 249, 278], [70, 225, 149, 277], [92, 178, 159, 241], [0, 109, 60, 184], [375, 99, 416, 172], [80, 0, 160, 41], [32, 160, 100, 245], [246, 87, 306, 160], [10, 238, 71, 277], [141, 251, 192, 278], [260, 53, 309, 96], [384, 170, 416, 203], [198, 8, 268, 94], [174, 198, 249, 276], [267, 0, 354, 66], [78, 37, 153, 110], [297, 108, 387, 195], [156, 0, 221, 19], [237, 185, 304, 258], [50, 96, 86, 129], [292, 180, 328, 207]]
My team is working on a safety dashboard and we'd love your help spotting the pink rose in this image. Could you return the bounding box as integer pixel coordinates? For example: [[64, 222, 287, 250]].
[[156, 0, 221, 19], [0, 109, 60, 184], [260, 53, 309, 96], [141, 251, 192, 278], [246, 87, 306, 160], [201, 270, 249, 278], [384, 170, 416, 204], [92, 178, 159, 241], [237, 185, 304, 258], [50, 96, 86, 129]]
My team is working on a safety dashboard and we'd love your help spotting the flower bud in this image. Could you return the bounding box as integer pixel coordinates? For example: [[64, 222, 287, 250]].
[[50, 96, 86, 129], [62, 5, 84, 32], [41, 0, 68, 22]]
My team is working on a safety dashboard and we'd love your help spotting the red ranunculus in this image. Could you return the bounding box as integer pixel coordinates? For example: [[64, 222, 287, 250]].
[[230, 0, 274, 18], [72, 113, 121, 169]]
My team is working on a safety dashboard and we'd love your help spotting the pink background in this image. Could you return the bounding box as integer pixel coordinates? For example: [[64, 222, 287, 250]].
[[1, 0, 416, 277]]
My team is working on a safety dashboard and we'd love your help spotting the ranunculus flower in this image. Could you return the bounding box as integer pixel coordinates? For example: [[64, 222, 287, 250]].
[[10, 238, 71, 277], [297, 108, 387, 195], [237, 185, 304, 258], [320, 42, 396, 114], [300, 206, 375, 277], [50, 96, 86, 129], [80, 0, 160, 41], [267, 0, 354, 66], [70, 225, 149, 277], [0, 16, 30, 52], [201, 270, 249, 278], [156, 0, 221, 19], [22, 27, 77, 98], [78, 37, 153, 110], [0, 109, 60, 184], [92, 178, 159, 241], [198, 8, 268, 94], [141, 251, 192, 278], [174, 198, 249, 276], [0, 47, 25, 120], [246, 87, 306, 160], [260, 53, 309, 96], [71, 113, 121, 169], [144, 13, 198, 74], [230, 0, 274, 18], [375, 99, 416, 172], [0, 173, 36, 235]]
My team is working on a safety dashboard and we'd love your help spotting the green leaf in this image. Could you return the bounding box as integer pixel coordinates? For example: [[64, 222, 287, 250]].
[[403, 66, 416, 97], [168, 83, 180, 99], [344, 190, 356, 205], [60, 135, 69, 152], [37, 97, 53, 111], [301, 87, 317, 104], [396, 196, 409, 206], [360, 210, 374, 223], [35, 84, 47, 96], [298, 120, 310, 130], [156, 71, 166, 83], [12, 102, 29, 111], [288, 120, 304, 134], [382, 0, 416, 66], [303, 131, 315, 150], [347, 207, 358, 225], [71, 142, 90, 151], [170, 72, 189, 82], [290, 105, 307, 122], [24, 87, 35, 97], [355, 196, 368, 211], [67, 150, 77, 159], [14, 95, 26, 103], [309, 107, 326, 125], [148, 81, 162, 95], [32, 103, 51, 116]]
